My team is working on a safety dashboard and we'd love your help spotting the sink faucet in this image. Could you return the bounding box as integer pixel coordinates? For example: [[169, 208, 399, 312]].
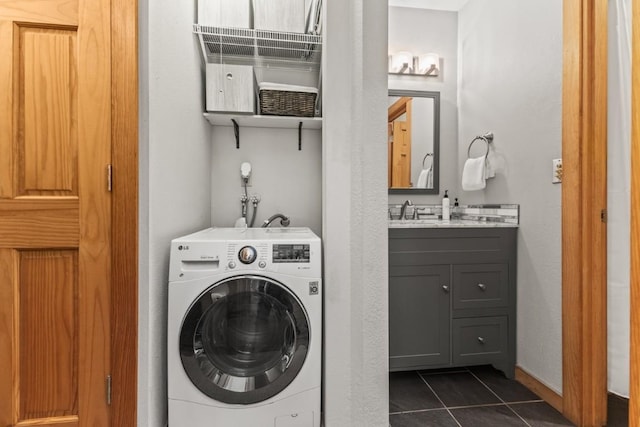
[[400, 200, 413, 219]]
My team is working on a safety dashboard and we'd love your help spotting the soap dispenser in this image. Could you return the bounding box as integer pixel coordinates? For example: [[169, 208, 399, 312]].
[[442, 190, 450, 221]]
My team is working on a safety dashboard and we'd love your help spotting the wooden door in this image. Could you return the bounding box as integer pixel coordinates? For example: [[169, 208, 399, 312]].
[[388, 97, 413, 188], [0, 0, 112, 426], [630, 0, 640, 424], [391, 121, 411, 187], [562, 0, 608, 425], [388, 122, 393, 187]]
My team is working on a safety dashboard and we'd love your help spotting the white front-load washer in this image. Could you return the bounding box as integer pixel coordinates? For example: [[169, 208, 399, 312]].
[[167, 227, 322, 427]]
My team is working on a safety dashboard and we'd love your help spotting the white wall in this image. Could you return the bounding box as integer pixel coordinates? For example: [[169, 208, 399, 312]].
[[323, 1, 389, 425], [607, 0, 631, 398], [457, 0, 563, 393], [210, 127, 322, 235], [388, 7, 458, 204], [410, 98, 435, 186], [138, 0, 213, 425]]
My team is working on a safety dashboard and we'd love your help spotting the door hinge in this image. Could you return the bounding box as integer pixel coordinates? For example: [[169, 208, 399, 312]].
[[601, 209, 607, 223], [106, 375, 112, 405], [107, 164, 113, 192]]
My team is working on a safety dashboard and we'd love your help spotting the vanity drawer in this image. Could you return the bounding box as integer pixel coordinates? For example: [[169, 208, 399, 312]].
[[453, 264, 508, 310], [389, 228, 515, 266], [452, 317, 508, 365]]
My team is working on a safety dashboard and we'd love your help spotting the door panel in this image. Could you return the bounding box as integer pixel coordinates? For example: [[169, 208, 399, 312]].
[[0, 0, 111, 425], [391, 121, 411, 188], [19, 250, 78, 420], [389, 265, 450, 369], [18, 25, 78, 196]]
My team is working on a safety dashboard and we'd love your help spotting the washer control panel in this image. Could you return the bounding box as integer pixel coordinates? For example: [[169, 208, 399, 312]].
[[238, 246, 257, 264], [226, 242, 269, 270], [169, 228, 321, 281], [272, 244, 310, 263]]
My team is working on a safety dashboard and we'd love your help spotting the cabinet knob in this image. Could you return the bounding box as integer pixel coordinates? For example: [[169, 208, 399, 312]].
[[478, 283, 487, 291], [477, 337, 485, 344], [442, 285, 449, 293]]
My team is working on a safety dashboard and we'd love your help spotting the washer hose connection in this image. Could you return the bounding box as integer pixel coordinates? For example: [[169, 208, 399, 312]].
[[262, 213, 290, 228]]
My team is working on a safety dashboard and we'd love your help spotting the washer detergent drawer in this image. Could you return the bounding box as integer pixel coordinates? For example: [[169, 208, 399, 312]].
[[275, 411, 314, 426], [452, 316, 508, 365]]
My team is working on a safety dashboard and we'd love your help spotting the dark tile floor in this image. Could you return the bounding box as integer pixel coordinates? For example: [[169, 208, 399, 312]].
[[389, 366, 630, 426], [608, 393, 629, 427]]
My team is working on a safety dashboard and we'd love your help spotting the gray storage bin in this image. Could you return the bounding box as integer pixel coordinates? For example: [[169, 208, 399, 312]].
[[206, 64, 255, 113], [198, 0, 252, 28], [253, 0, 306, 33]]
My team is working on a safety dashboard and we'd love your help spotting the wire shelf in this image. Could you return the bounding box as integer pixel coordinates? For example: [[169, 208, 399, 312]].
[[194, 24, 322, 68]]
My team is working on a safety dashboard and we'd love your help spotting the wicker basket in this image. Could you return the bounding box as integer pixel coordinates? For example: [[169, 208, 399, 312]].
[[258, 83, 317, 117]]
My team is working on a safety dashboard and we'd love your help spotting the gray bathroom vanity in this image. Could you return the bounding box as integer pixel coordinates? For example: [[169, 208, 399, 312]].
[[388, 222, 517, 379]]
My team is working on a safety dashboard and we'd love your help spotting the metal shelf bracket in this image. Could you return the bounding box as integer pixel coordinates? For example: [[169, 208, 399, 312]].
[[232, 119, 240, 149], [298, 122, 303, 151]]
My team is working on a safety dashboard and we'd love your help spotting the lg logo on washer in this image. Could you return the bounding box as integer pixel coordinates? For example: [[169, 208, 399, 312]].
[[177, 245, 189, 251]]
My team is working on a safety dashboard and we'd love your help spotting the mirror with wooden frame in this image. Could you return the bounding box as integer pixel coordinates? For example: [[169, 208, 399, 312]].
[[388, 89, 440, 195]]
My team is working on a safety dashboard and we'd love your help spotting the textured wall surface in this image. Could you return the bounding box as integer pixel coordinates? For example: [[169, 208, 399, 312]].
[[210, 127, 322, 234], [138, 0, 212, 425], [607, 0, 631, 398], [457, 0, 563, 393], [409, 98, 435, 186], [323, 1, 390, 426]]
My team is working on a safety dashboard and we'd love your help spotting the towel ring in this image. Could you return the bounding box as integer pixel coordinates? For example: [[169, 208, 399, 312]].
[[467, 132, 494, 158], [422, 153, 433, 168]]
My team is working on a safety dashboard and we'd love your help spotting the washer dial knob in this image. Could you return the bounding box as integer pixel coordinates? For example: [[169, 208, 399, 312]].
[[238, 246, 257, 264]]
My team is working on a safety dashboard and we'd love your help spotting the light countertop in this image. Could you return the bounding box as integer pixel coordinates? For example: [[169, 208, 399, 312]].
[[388, 219, 519, 228]]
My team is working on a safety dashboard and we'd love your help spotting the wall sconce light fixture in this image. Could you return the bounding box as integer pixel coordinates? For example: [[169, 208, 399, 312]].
[[388, 52, 440, 76]]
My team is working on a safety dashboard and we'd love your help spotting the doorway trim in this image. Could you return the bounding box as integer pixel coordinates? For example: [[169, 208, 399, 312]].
[[562, 0, 608, 425], [110, 0, 138, 424], [629, 0, 640, 424]]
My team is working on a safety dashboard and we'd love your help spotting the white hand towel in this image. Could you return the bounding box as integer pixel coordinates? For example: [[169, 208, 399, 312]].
[[426, 166, 434, 189], [462, 156, 486, 191], [417, 168, 429, 188], [485, 157, 495, 179]]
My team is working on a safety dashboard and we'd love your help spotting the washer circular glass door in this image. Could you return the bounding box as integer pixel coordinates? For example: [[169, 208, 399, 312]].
[[179, 275, 310, 405]]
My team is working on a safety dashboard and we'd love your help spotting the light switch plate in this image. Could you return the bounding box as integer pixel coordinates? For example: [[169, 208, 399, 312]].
[[552, 158, 562, 184]]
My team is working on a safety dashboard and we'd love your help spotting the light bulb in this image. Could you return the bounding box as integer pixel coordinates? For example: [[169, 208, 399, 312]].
[[419, 53, 440, 75], [391, 51, 413, 73]]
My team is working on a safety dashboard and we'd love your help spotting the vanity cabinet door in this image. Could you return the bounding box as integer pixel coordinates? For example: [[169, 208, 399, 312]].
[[389, 265, 451, 370]]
